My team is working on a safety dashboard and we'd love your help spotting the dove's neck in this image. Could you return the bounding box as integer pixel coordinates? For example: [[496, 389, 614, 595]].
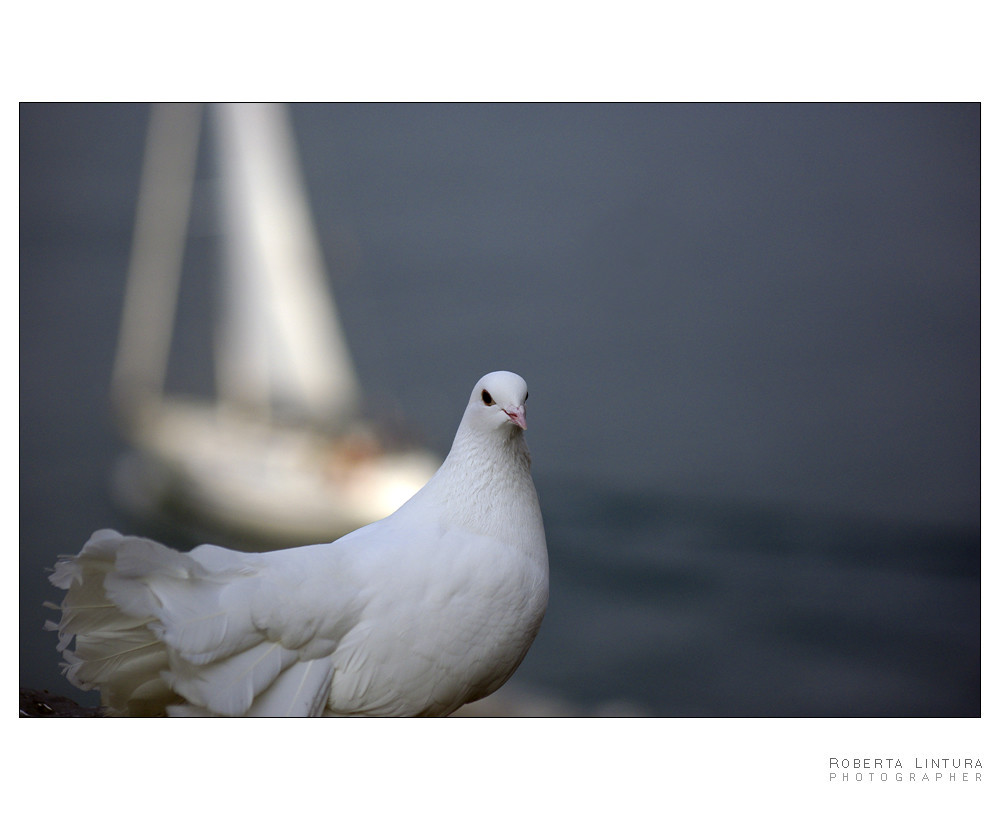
[[446, 422, 532, 481], [418, 421, 542, 545]]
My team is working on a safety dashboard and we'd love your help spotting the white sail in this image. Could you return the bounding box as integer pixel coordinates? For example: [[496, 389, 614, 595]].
[[109, 103, 439, 544], [212, 103, 361, 424], [111, 103, 202, 413]]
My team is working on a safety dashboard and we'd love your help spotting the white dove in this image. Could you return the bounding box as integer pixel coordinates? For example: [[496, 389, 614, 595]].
[[46, 371, 548, 716]]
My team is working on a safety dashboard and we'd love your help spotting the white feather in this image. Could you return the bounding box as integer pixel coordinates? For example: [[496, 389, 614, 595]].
[[46, 371, 549, 716]]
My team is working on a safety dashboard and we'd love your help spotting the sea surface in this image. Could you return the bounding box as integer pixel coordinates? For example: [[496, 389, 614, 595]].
[[20, 103, 980, 716]]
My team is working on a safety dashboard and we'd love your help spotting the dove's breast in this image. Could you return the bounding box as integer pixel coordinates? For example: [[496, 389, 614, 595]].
[[324, 519, 548, 716]]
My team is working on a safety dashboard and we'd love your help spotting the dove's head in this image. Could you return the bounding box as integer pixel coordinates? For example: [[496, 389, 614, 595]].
[[465, 371, 529, 434]]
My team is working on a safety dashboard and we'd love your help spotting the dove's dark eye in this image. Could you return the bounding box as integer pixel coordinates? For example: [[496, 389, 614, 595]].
[[481, 389, 495, 406]]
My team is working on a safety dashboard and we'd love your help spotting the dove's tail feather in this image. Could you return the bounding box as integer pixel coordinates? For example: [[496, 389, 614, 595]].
[[46, 529, 339, 717], [46, 530, 180, 716]]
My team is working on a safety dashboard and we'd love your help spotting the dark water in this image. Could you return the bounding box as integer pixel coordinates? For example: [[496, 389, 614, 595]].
[[19, 103, 980, 715], [531, 482, 978, 715]]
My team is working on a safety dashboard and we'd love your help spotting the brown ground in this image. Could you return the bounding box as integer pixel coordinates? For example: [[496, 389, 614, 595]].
[[19, 688, 103, 717]]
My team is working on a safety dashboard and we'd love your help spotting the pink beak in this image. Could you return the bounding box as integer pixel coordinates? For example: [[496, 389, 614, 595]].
[[503, 405, 527, 430]]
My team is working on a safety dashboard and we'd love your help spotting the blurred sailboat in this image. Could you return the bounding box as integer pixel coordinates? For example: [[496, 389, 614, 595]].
[[110, 103, 439, 545]]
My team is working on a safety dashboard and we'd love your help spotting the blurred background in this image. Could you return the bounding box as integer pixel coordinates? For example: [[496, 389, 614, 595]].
[[20, 102, 980, 716]]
